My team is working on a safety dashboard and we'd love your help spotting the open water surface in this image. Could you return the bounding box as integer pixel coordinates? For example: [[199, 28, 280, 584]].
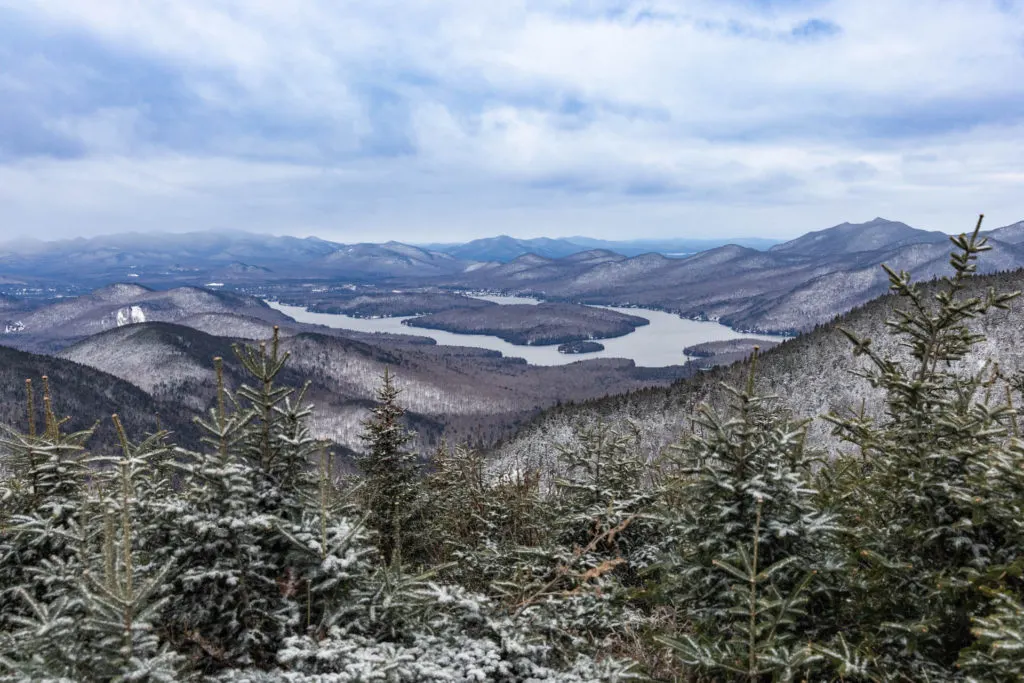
[[267, 295, 786, 368]]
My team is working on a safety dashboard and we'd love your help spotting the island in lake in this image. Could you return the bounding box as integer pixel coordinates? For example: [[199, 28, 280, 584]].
[[558, 340, 605, 354], [308, 292, 491, 318], [683, 337, 781, 367], [404, 302, 649, 346]]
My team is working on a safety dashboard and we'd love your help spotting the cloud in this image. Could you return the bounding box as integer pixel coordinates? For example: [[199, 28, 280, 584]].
[[790, 18, 841, 40], [0, 0, 1022, 242]]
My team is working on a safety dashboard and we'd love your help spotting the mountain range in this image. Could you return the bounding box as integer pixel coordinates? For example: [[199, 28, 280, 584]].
[[421, 235, 780, 261], [0, 230, 780, 287], [0, 231, 466, 286], [4, 215, 1023, 336], [446, 218, 1024, 332]]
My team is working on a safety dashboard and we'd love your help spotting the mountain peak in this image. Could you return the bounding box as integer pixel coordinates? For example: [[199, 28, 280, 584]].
[[771, 218, 947, 256]]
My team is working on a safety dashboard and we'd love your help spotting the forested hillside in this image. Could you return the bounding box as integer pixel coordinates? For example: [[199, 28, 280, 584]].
[[54, 319, 688, 455], [0, 344, 200, 452], [1, 226, 1023, 681], [496, 266, 1024, 474]]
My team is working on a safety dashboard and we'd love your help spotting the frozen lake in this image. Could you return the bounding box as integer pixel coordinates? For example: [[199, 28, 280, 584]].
[[267, 295, 786, 368]]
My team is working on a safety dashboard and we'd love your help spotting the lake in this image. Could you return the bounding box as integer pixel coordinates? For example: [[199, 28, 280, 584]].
[[267, 295, 786, 368]]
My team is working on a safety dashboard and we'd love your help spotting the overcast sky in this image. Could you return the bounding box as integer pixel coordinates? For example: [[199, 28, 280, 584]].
[[1, 1, 1022, 243]]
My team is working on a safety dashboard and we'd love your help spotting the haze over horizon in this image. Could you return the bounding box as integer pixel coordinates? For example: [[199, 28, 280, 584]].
[[2, 1, 1023, 243]]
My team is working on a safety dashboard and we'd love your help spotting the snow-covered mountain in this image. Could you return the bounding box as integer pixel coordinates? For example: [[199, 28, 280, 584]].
[[0, 231, 467, 285], [434, 236, 592, 262], [445, 218, 1024, 333], [0, 342, 201, 450], [4, 216, 1022, 335], [1, 284, 291, 353], [768, 217, 948, 257]]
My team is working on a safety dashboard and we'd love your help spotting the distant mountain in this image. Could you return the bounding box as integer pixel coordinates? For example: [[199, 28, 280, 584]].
[[0, 231, 467, 286], [427, 235, 782, 262], [0, 230, 339, 270], [442, 218, 1024, 333], [6, 218, 1022, 337], [985, 220, 1024, 244], [565, 235, 782, 256], [559, 249, 628, 266], [0, 229, 785, 286], [436, 236, 588, 262], [769, 217, 948, 257], [317, 241, 464, 277], [0, 283, 291, 353]]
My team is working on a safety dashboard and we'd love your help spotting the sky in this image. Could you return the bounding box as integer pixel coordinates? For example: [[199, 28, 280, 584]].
[[1, 0, 1023, 243]]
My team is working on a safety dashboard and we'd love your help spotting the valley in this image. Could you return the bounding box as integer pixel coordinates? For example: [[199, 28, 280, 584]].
[[0, 283, 696, 456], [2, 216, 1023, 459], [269, 299, 784, 367]]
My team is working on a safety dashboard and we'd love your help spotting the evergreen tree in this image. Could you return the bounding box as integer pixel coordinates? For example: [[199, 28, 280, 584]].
[[232, 327, 320, 523], [75, 415, 182, 682], [159, 355, 295, 671], [828, 215, 1023, 678], [656, 351, 842, 679], [957, 588, 1024, 682], [357, 367, 420, 568], [419, 442, 491, 578], [0, 377, 95, 676], [553, 421, 660, 585]]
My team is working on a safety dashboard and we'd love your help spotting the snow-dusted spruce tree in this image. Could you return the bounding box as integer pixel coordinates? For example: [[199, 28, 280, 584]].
[[0, 377, 97, 678], [356, 367, 422, 568], [159, 328, 371, 674], [420, 441, 570, 604], [656, 351, 843, 680], [160, 353, 298, 671], [552, 421, 662, 587], [72, 414, 182, 681], [503, 422, 664, 666], [0, 388, 180, 680], [418, 424, 658, 674], [419, 441, 494, 581], [956, 588, 1024, 682], [827, 215, 1023, 679], [233, 329, 321, 523], [954, 415, 1024, 681]]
